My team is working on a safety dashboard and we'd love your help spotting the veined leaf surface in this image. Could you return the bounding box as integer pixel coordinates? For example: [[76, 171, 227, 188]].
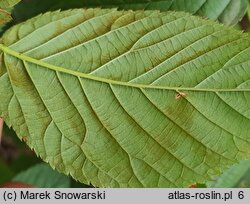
[[0, 9, 250, 187]]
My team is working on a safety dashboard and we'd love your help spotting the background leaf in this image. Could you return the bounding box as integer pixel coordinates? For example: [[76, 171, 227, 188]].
[[0, 0, 20, 9], [12, 163, 71, 188], [8, 0, 249, 25], [0, 9, 12, 25], [1, 0, 247, 36], [207, 160, 250, 187], [1, 9, 250, 188]]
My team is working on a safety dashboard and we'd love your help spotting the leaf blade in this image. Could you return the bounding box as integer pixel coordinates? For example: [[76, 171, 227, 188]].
[[0, 9, 12, 25], [0, 0, 20, 9], [1, 9, 250, 187]]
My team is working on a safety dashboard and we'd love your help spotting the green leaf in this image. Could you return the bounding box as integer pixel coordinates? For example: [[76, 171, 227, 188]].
[[10, 0, 248, 25], [236, 166, 250, 187], [12, 163, 71, 188], [1, 9, 250, 187], [0, 0, 20, 9], [207, 160, 250, 187], [0, 9, 12, 25]]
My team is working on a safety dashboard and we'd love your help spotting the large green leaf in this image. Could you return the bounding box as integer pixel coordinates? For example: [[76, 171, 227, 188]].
[[1, 9, 250, 187], [10, 0, 248, 25]]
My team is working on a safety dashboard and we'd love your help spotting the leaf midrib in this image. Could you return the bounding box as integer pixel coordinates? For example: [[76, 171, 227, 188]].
[[0, 43, 249, 93]]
